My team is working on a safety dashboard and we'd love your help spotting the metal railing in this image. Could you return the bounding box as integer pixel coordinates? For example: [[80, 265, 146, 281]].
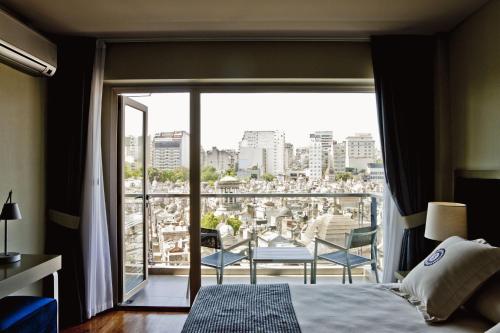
[[123, 192, 383, 274]]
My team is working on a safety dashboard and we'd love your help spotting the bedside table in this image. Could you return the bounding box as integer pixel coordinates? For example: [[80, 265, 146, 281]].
[[394, 270, 410, 282]]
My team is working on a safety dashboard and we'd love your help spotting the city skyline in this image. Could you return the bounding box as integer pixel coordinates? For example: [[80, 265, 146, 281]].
[[130, 92, 380, 150]]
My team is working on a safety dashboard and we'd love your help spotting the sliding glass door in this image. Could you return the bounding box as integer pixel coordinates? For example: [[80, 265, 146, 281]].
[[114, 87, 382, 307]]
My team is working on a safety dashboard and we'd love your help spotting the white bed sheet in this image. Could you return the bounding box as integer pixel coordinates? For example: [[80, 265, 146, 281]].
[[290, 284, 492, 333]]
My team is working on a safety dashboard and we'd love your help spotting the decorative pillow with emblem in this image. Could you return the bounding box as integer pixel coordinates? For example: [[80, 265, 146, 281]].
[[400, 236, 500, 322]]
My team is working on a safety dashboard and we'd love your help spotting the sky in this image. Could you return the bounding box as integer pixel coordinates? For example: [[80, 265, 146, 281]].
[[130, 92, 380, 150]]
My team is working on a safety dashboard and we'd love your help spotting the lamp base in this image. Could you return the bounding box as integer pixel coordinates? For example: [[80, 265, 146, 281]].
[[0, 252, 21, 264]]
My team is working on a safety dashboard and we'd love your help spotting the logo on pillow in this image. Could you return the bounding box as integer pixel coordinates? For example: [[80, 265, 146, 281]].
[[424, 248, 446, 266]]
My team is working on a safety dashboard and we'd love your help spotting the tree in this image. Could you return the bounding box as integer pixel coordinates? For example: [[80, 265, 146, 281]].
[[226, 216, 241, 234], [335, 172, 353, 182], [224, 168, 237, 177], [156, 167, 189, 183], [201, 212, 220, 229], [200, 213, 240, 236], [262, 173, 275, 182], [124, 163, 134, 179], [201, 166, 219, 182], [124, 163, 142, 179], [159, 169, 174, 183], [172, 167, 188, 182], [147, 167, 161, 182]]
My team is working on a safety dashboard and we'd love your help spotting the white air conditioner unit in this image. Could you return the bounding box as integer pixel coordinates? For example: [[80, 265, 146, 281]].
[[0, 9, 57, 76]]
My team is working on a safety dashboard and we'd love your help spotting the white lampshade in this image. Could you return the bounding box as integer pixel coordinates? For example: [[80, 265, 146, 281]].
[[424, 202, 467, 241]]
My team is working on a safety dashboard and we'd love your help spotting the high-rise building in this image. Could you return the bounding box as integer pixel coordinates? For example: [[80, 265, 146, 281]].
[[124, 135, 141, 167], [367, 163, 385, 183], [146, 135, 152, 167], [205, 147, 237, 172], [345, 133, 376, 171], [284, 143, 294, 171], [238, 147, 266, 176], [310, 131, 334, 173], [200, 146, 206, 169], [332, 140, 346, 172], [238, 131, 285, 176], [151, 131, 190, 170], [308, 137, 323, 180], [294, 147, 309, 169]]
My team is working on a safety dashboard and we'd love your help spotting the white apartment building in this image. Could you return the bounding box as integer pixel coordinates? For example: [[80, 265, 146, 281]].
[[151, 131, 190, 170], [310, 131, 334, 172], [345, 133, 376, 171], [367, 163, 385, 183], [294, 147, 309, 169], [200, 146, 206, 168], [238, 146, 266, 175], [238, 131, 285, 176], [205, 147, 237, 172], [284, 143, 294, 171], [124, 135, 141, 167], [308, 137, 323, 180], [332, 140, 346, 172]]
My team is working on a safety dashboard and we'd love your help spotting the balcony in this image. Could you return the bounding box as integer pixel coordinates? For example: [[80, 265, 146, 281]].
[[123, 192, 383, 307]]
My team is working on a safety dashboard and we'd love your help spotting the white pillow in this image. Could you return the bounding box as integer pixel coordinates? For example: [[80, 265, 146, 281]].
[[469, 272, 500, 323], [486, 323, 500, 333], [401, 236, 500, 322]]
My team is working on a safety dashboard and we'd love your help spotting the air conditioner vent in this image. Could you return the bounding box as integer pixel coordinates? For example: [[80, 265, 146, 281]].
[[0, 9, 57, 76]]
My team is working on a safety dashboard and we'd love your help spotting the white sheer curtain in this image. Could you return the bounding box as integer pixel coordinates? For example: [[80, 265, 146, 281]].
[[382, 186, 405, 283], [81, 40, 113, 318]]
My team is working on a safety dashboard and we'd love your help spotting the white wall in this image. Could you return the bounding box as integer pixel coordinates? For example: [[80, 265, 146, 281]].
[[449, 0, 500, 172], [104, 41, 373, 81], [0, 62, 47, 295]]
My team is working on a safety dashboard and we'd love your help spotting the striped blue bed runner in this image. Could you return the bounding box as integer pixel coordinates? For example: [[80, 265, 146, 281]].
[[182, 284, 301, 333]]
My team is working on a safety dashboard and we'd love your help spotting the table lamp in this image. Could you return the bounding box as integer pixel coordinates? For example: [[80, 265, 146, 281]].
[[424, 202, 467, 241], [0, 190, 22, 264]]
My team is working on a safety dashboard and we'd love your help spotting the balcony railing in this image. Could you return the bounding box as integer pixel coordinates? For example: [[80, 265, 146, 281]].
[[123, 192, 383, 275]]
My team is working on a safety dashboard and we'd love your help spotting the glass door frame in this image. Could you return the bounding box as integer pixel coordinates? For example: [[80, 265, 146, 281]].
[[111, 82, 375, 308], [117, 95, 149, 303]]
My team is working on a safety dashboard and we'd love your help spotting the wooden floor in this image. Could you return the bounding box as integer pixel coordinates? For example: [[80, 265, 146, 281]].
[[62, 311, 188, 333]]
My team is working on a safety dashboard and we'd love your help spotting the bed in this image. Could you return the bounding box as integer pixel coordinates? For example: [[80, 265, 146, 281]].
[[182, 283, 492, 333], [290, 284, 491, 332], [182, 170, 500, 333]]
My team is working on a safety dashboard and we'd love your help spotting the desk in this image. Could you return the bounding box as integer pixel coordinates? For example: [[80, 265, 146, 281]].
[[252, 247, 315, 284], [0, 254, 61, 330]]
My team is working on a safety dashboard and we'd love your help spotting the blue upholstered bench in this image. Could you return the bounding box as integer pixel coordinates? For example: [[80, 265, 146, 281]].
[[0, 296, 57, 333]]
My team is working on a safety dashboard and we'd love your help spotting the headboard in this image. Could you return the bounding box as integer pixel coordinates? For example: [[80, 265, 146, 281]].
[[454, 170, 500, 246]]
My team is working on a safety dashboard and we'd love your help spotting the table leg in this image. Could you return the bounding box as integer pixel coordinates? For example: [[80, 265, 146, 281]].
[[304, 263, 307, 284], [249, 259, 253, 284], [311, 262, 316, 284], [45, 272, 59, 332], [312, 261, 316, 284], [252, 262, 257, 284]]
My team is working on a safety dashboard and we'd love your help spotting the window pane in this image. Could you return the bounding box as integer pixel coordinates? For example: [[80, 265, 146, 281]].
[[123, 105, 145, 294], [200, 93, 384, 284]]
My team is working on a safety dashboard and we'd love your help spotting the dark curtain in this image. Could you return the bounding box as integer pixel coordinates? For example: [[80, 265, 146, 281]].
[[45, 37, 96, 328], [371, 36, 436, 270]]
